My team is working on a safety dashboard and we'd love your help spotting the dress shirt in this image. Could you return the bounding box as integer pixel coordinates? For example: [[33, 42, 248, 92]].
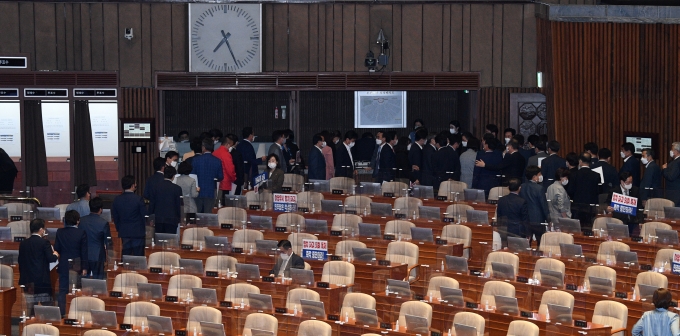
[[344, 143, 354, 166]]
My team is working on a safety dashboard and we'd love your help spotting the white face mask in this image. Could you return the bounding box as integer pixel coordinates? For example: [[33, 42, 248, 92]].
[[407, 144, 412, 151], [671, 150, 676, 158], [641, 157, 648, 165], [376, 139, 382, 145], [505, 138, 511, 144], [624, 183, 633, 190], [214, 140, 219, 144], [449, 128, 457, 134], [268, 162, 277, 169], [321, 141, 326, 148], [561, 179, 569, 186], [462, 141, 468, 147], [349, 141, 355, 148], [228, 147, 233, 152], [280, 253, 290, 260], [620, 151, 626, 158], [170, 161, 177, 168], [334, 139, 340, 144], [537, 175, 544, 183]]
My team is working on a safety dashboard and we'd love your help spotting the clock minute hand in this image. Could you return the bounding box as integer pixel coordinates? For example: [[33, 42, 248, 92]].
[[221, 30, 238, 66], [213, 30, 231, 53]]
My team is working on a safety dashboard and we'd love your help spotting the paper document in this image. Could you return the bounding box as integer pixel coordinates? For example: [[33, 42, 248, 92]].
[[592, 166, 605, 184]]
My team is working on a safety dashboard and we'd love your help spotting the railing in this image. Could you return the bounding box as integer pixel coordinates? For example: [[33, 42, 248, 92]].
[[0, 196, 42, 207]]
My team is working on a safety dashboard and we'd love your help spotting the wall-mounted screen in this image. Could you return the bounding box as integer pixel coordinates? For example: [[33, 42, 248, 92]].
[[354, 91, 407, 128], [120, 118, 154, 142], [42, 101, 70, 157], [625, 136, 652, 154], [0, 101, 21, 157], [89, 102, 119, 156]]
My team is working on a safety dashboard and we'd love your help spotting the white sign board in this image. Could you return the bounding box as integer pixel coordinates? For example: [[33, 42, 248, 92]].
[[0, 101, 21, 157]]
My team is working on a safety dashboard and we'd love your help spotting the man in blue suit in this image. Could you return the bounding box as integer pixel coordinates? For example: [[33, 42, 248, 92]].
[[640, 148, 662, 201], [472, 138, 503, 197], [433, 133, 460, 186], [377, 131, 398, 183], [79, 197, 111, 280], [149, 167, 183, 234], [541, 140, 567, 191], [520, 165, 550, 245], [112, 175, 147, 256], [663, 142, 680, 205], [236, 127, 267, 189], [496, 178, 528, 246], [335, 130, 358, 178], [191, 138, 224, 213], [55, 210, 88, 316], [620, 142, 641, 187], [307, 134, 326, 180], [143, 157, 166, 202]]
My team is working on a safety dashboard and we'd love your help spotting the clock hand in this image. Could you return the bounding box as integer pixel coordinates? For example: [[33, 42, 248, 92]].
[[221, 30, 238, 67], [213, 30, 232, 53]]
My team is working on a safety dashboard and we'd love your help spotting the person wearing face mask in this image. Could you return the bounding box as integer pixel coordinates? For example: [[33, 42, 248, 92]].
[[213, 136, 237, 200], [567, 152, 600, 227], [472, 137, 503, 197], [269, 240, 304, 278], [449, 120, 461, 135], [663, 142, 680, 205], [519, 165, 550, 245], [620, 142, 641, 188], [19, 218, 59, 316], [263, 154, 284, 193], [409, 129, 428, 185], [369, 131, 385, 182], [408, 119, 424, 144], [320, 132, 335, 180], [433, 133, 461, 185], [148, 166, 183, 234], [547, 168, 572, 225], [209, 129, 223, 151], [475, 139, 525, 186], [639, 148, 661, 202], [269, 130, 290, 173], [607, 171, 642, 235], [420, 133, 438, 186], [335, 130, 358, 178], [541, 140, 566, 192], [165, 151, 179, 168], [503, 128, 516, 146], [330, 130, 342, 160], [376, 131, 398, 183], [308, 134, 326, 180], [236, 127, 268, 189], [459, 137, 479, 188]]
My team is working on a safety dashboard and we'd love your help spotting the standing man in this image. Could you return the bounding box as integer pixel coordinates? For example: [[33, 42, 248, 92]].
[[307, 134, 326, 180], [475, 138, 525, 186], [237, 127, 267, 189], [620, 142, 641, 187], [149, 167, 183, 234], [520, 166, 550, 245], [640, 148, 661, 202], [527, 140, 548, 168], [585, 142, 599, 165], [54, 210, 88, 316], [420, 133, 437, 187], [568, 152, 601, 227], [369, 131, 385, 182], [591, 148, 619, 191], [496, 178, 528, 246], [472, 137, 503, 197], [213, 137, 237, 200], [663, 142, 680, 206], [165, 151, 179, 168], [409, 129, 427, 185], [191, 138, 224, 213], [377, 131, 398, 183], [607, 171, 642, 235], [269, 130, 289, 172], [112, 175, 147, 256], [66, 184, 91, 217], [335, 131, 358, 178], [541, 140, 566, 191], [19, 219, 59, 315], [225, 134, 245, 195], [143, 157, 166, 202], [433, 133, 460, 185], [175, 131, 191, 158], [78, 197, 111, 280]]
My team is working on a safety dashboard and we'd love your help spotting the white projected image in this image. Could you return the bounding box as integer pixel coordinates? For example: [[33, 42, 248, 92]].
[[41, 101, 70, 157], [0, 101, 21, 157], [88, 102, 119, 156]]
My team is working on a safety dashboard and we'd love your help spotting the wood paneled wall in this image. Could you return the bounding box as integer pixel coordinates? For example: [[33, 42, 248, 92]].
[[537, 18, 680, 168], [120, 88, 158, 196], [477, 87, 541, 137], [0, 2, 537, 88]]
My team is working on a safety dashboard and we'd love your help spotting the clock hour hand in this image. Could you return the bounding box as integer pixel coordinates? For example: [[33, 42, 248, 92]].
[[221, 30, 238, 66], [213, 30, 231, 53]]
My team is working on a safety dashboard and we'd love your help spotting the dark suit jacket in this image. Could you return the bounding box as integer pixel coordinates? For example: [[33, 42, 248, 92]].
[[19, 235, 58, 293], [496, 192, 529, 236], [143, 172, 164, 200], [268, 143, 287, 172], [591, 160, 619, 190], [353, 137, 376, 162], [270, 253, 304, 277], [433, 146, 461, 183], [485, 151, 526, 184], [307, 146, 326, 180], [149, 179, 182, 223], [608, 185, 642, 225], [79, 213, 111, 262], [54, 226, 88, 275], [370, 144, 381, 178], [112, 191, 148, 238], [378, 144, 397, 181], [408, 144, 423, 182], [236, 140, 263, 184], [473, 150, 503, 195], [664, 157, 680, 190], [519, 181, 550, 225], [640, 161, 662, 200], [230, 148, 245, 187], [541, 154, 567, 190], [568, 167, 601, 205], [421, 144, 437, 186], [620, 156, 641, 187], [334, 143, 355, 178], [518, 148, 533, 163], [264, 168, 285, 193]]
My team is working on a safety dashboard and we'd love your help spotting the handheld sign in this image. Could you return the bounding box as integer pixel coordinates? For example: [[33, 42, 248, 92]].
[[672, 252, 680, 275], [253, 172, 268, 193], [610, 192, 637, 216], [273, 193, 298, 212], [301, 239, 328, 261]]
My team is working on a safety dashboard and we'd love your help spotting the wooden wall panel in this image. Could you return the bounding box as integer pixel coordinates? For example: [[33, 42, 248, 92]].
[[141, 3, 152, 87], [422, 4, 443, 72], [477, 87, 541, 137], [538, 18, 680, 169], [401, 4, 423, 72], [289, 4, 309, 71], [332, 4, 343, 72], [0, 3, 20, 53], [120, 88, 158, 198], [102, 3, 119, 72], [491, 4, 503, 87], [171, 4, 187, 71], [309, 4, 319, 72], [341, 4, 355, 72], [470, 4, 494, 86], [34, 3, 57, 70], [90, 3, 105, 71], [55, 3, 67, 70], [151, 4, 173, 77], [273, 4, 289, 71], [354, 4, 369, 73], [502, 4, 524, 87]]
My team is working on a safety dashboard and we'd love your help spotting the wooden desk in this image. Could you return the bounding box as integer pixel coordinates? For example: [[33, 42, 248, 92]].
[[0, 287, 16, 336]]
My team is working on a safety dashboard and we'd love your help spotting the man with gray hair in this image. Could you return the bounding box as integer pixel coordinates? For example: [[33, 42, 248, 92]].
[[663, 142, 680, 205], [640, 148, 661, 202]]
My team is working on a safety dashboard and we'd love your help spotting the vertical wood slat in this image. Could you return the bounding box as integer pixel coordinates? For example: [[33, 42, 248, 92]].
[[120, 88, 158, 197]]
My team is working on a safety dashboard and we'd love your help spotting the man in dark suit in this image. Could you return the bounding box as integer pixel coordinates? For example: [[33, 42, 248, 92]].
[[353, 132, 376, 162], [591, 148, 619, 191], [476, 139, 525, 186], [19, 219, 59, 315], [79, 197, 111, 280], [307, 134, 326, 180], [149, 167, 183, 234], [520, 166, 550, 245], [191, 138, 224, 213], [514, 134, 533, 164], [526, 140, 548, 168], [640, 148, 662, 202], [409, 129, 427, 184], [269, 240, 304, 277], [335, 130, 358, 178], [568, 152, 601, 228], [620, 142, 641, 187], [377, 131, 398, 183], [585, 142, 599, 165], [225, 134, 245, 195], [55, 210, 88, 316], [607, 171, 642, 235], [236, 127, 267, 189], [433, 133, 461, 186], [472, 138, 503, 197], [541, 140, 567, 191], [112, 175, 148, 256], [663, 142, 680, 205], [369, 131, 385, 181], [268, 130, 288, 172], [420, 134, 437, 187], [143, 157, 166, 202], [496, 178, 529, 246]]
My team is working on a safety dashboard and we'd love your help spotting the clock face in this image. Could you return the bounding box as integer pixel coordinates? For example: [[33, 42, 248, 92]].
[[189, 4, 262, 73]]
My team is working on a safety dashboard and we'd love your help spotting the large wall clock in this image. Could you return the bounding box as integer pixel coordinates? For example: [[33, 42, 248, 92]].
[[189, 3, 262, 73]]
